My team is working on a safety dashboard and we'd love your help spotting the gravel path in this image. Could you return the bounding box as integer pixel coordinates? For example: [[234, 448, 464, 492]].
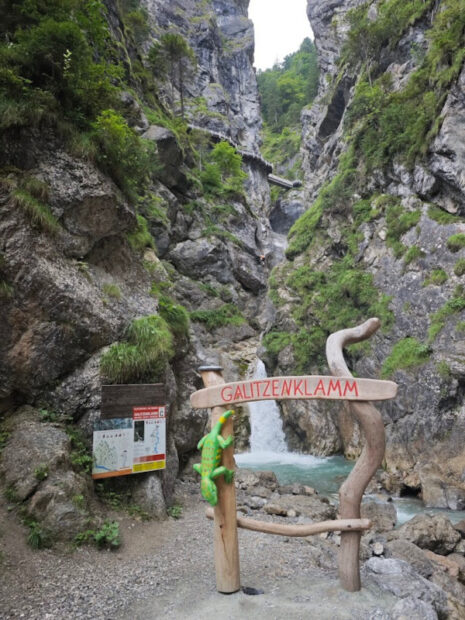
[[0, 481, 398, 619]]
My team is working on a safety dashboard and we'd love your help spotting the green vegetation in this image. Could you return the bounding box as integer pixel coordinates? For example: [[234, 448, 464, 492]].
[[257, 38, 318, 172], [200, 141, 247, 198], [25, 518, 51, 550], [12, 189, 59, 234], [100, 315, 174, 383], [381, 337, 431, 378], [34, 465, 49, 481], [344, 0, 465, 169], [127, 215, 155, 253], [167, 503, 183, 519], [0, 430, 10, 453], [454, 259, 465, 277], [385, 203, 421, 258], [66, 427, 93, 474], [190, 304, 245, 330], [157, 295, 190, 339], [0, 281, 13, 299], [148, 33, 196, 117], [424, 269, 448, 286], [428, 286, 465, 342], [447, 233, 465, 253], [91, 110, 157, 198], [404, 245, 424, 266], [428, 205, 464, 225], [102, 283, 122, 300], [436, 360, 452, 381], [75, 520, 121, 549], [257, 38, 318, 132]]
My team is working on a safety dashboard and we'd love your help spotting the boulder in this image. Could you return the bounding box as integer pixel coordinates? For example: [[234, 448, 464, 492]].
[[263, 494, 336, 521], [143, 125, 187, 191], [131, 472, 167, 520], [363, 557, 448, 619], [361, 500, 397, 532], [1, 407, 70, 501], [386, 539, 434, 579], [389, 514, 461, 555]]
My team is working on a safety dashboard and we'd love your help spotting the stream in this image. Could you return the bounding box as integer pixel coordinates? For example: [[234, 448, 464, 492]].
[[235, 360, 465, 526]]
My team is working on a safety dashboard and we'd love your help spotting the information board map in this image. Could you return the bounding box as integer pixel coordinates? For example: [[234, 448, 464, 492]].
[[92, 406, 166, 479]]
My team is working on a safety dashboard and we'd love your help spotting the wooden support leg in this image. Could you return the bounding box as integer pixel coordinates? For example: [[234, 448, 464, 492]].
[[199, 366, 240, 594]]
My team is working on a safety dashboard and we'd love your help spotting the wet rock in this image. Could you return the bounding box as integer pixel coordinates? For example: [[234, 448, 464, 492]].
[[278, 483, 316, 496], [235, 468, 279, 492], [363, 557, 448, 619], [453, 519, 465, 537], [361, 500, 397, 532], [389, 514, 461, 555]]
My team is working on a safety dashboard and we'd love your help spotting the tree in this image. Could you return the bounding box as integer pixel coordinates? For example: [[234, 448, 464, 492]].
[[149, 33, 196, 117]]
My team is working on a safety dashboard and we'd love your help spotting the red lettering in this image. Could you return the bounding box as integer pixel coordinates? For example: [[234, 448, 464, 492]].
[[327, 379, 342, 397], [304, 379, 313, 397], [233, 384, 244, 401], [263, 380, 271, 398], [343, 380, 359, 397], [253, 381, 261, 399], [243, 382, 252, 400], [314, 379, 326, 396], [272, 379, 279, 397], [281, 379, 292, 396], [221, 386, 233, 402], [294, 379, 304, 396]]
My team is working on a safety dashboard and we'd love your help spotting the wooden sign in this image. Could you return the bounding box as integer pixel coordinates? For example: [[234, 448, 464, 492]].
[[101, 384, 166, 419], [92, 384, 167, 479], [190, 375, 397, 409]]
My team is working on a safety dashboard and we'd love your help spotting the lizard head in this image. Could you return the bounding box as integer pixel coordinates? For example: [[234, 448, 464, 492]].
[[201, 476, 218, 506]]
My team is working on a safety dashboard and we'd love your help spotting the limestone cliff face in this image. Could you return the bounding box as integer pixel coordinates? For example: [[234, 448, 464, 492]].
[[268, 0, 465, 509], [0, 0, 271, 533]]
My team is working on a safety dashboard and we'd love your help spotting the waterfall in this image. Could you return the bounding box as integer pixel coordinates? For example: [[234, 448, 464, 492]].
[[249, 359, 287, 453]]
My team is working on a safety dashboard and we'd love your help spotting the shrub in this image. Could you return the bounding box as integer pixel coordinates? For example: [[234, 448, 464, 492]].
[[75, 520, 121, 549], [381, 337, 431, 378], [12, 189, 60, 234], [190, 304, 245, 330], [102, 283, 121, 300], [200, 141, 247, 198], [447, 234, 465, 253], [428, 286, 465, 342], [404, 245, 424, 265], [100, 315, 174, 383], [423, 269, 447, 286], [92, 110, 157, 197], [157, 296, 190, 339], [454, 259, 465, 277], [127, 214, 155, 253]]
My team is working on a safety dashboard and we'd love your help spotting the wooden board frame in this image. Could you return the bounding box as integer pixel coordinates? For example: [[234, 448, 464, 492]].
[[193, 318, 398, 595]]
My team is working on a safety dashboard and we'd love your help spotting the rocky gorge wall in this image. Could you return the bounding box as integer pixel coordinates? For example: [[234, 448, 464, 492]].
[[266, 0, 465, 510], [0, 0, 273, 540]]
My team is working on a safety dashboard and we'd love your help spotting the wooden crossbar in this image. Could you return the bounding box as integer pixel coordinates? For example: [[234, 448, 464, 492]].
[[191, 375, 397, 409], [206, 509, 371, 537]]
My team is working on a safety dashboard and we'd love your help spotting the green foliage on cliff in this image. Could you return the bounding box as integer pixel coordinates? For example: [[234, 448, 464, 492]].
[[344, 0, 465, 169], [100, 315, 174, 383], [0, 0, 120, 129], [200, 141, 247, 198], [428, 286, 465, 342], [157, 295, 190, 339], [381, 337, 431, 378], [190, 304, 245, 330], [447, 233, 465, 253]]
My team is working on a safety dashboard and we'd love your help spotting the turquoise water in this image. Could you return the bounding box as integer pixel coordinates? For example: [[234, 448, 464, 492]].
[[235, 451, 465, 526]]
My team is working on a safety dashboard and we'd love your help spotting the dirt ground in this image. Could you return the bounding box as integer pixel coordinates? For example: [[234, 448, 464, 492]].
[[0, 480, 399, 620]]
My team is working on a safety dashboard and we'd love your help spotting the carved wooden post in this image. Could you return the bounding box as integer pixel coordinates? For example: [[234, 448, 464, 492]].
[[198, 365, 240, 594], [326, 318, 386, 592]]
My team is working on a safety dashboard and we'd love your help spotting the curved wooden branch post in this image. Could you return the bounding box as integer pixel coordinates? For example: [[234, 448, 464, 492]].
[[326, 318, 386, 592], [192, 321, 395, 595]]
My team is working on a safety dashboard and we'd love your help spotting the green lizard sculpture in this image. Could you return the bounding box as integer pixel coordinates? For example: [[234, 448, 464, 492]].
[[193, 410, 235, 506]]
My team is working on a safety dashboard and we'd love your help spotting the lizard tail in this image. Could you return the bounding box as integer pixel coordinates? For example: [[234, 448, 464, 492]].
[[218, 409, 234, 425]]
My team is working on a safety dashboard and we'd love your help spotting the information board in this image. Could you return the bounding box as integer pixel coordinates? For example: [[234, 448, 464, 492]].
[[92, 385, 166, 479]]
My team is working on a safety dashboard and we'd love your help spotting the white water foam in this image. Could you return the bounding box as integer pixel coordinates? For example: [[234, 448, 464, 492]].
[[236, 450, 325, 468], [248, 359, 288, 453]]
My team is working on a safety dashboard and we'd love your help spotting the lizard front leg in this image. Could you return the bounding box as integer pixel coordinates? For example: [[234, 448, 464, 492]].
[[211, 465, 235, 483], [218, 435, 234, 450]]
